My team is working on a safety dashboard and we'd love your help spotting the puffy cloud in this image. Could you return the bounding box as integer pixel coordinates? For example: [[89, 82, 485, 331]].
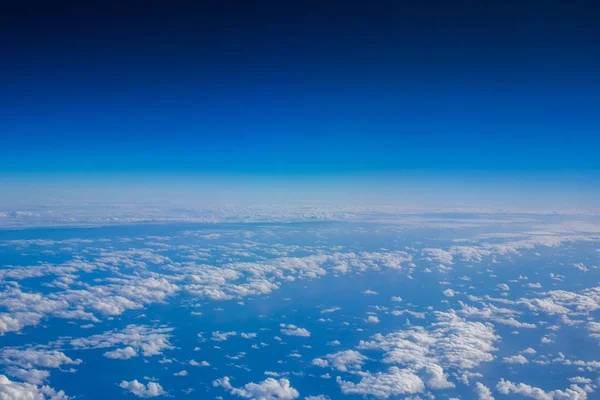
[[423, 364, 455, 389], [496, 379, 589, 400], [0, 374, 69, 399], [0, 349, 81, 370], [70, 325, 174, 358], [336, 367, 425, 398], [358, 311, 498, 371], [212, 331, 237, 341], [280, 324, 310, 337], [323, 350, 367, 372], [319, 311, 500, 392], [241, 333, 257, 339], [104, 347, 137, 360], [0, 312, 44, 335], [390, 310, 425, 318], [0, 275, 179, 335], [213, 376, 299, 400], [458, 301, 536, 328], [119, 380, 165, 398], [311, 358, 329, 368], [475, 382, 494, 400], [519, 288, 600, 316], [423, 248, 454, 265], [4, 368, 50, 386], [569, 377, 592, 384], [503, 355, 529, 364], [183, 251, 411, 301]]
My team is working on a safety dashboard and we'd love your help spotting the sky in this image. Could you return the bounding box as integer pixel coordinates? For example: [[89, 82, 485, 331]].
[[3, 5, 600, 399], [1, 0, 599, 209]]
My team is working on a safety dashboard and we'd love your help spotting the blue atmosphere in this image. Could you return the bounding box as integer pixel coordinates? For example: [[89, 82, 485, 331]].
[[2, 1, 599, 175]]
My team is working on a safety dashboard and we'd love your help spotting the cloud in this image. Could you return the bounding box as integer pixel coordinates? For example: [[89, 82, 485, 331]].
[[0, 349, 81, 370], [357, 311, 498, 371], [0, 374, 69, 399], [322, 350, 367, 372], [119, 380, 165, 398], [475, 382, 494, 400], [336, 367, 425, 398], [503, 355, 529, 364], [104, 346, 138, 360], [311, 311, 500, 393], [280, 324, 310, 337], [457, 301, 536, 328], [213, 376, 300, 400], [423, 364, 455, 389], [311, 358, 329, 368], [241, 333, 257, 339], [212, 331, 238, 341], [496, 379, 590, 399], [70, 325, 174, 358]]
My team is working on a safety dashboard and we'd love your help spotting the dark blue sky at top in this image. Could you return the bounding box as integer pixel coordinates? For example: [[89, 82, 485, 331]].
[[1, 0, 599, 175]]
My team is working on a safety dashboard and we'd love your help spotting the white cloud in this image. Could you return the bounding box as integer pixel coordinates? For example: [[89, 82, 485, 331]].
[[475, 382, 494, 400], [496, 379, 589, 400], [503, 355, 529, 364], [320, 307, 341, 314], [0, 348, 81, 370], [358, 311, 498, 371], [0, 374, 69, 399], [119, 380, 165, 398], [70, 325, 174, 357], [280, 324, 310, 337], [241, 333, 257, 339], [322, 350, 367, 372], [423, 364, 454, 389], [212, 331, 238, 341], [336, 367, 425, 398], [104, 347, 137, 360], [213, 376, 299, 400], [457, 301, 536, 328], [311, 358, 329, 368]]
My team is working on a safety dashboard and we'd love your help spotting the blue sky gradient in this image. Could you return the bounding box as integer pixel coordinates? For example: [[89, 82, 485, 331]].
[[1, 1, 599, 208]]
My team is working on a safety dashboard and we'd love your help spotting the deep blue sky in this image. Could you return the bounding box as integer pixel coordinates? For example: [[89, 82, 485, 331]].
[[1, 0, 599, 176]]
